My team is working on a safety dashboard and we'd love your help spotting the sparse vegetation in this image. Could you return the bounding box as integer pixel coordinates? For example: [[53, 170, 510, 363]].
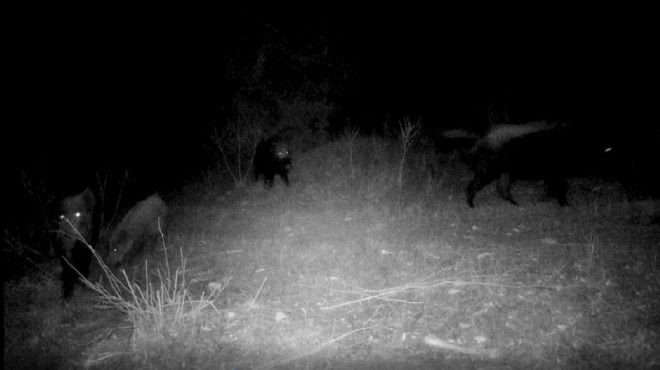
[[211, 119, 263, 187], [4, 130, 660, 369]]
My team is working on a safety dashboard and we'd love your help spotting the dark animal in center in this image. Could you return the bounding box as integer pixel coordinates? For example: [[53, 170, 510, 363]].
[[54, 187, 98, 297], [254, 135, 292, 187]]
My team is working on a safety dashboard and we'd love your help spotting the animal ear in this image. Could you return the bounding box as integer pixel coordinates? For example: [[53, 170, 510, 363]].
[[81, 188, 96, 207]]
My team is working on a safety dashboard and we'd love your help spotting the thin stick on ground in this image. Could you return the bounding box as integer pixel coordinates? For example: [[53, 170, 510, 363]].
[[254, 326, 377, 370], [250, 276, 268, 307]]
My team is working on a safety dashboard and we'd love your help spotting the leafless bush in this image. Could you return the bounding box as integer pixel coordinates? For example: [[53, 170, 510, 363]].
[[211, 119, 263, 187]]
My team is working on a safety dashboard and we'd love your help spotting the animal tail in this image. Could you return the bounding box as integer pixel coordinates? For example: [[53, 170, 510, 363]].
[[482, 120, 553, 149]]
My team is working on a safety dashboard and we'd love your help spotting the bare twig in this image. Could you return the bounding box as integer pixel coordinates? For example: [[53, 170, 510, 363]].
[[425, 334, 500, 359]]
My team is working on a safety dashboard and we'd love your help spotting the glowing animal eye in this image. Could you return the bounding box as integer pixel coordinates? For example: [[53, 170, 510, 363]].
[[74, 212, 82, 218], [59, 214, 65, 220]]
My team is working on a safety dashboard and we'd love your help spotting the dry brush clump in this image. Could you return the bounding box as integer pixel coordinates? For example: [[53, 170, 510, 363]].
[[294, 128, 430, 206], [211, 119, 263, 187], [51, 222, 224, 367]]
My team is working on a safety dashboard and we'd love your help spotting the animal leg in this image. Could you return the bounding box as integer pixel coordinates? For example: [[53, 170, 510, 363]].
[[546, 178, 569, 206], [280, 170, 290, 185], [467, 171, 497, 208], [497, 173, 518, 205]]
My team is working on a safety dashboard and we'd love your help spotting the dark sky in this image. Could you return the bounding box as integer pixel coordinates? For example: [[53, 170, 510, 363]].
[[8, 10, 656, 193]]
